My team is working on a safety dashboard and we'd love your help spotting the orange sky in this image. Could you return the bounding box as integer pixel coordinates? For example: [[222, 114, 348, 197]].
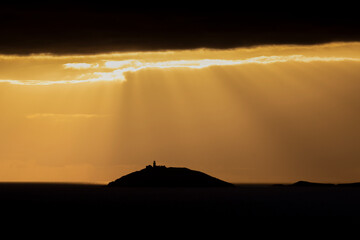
[[1, 42, 360, 183]]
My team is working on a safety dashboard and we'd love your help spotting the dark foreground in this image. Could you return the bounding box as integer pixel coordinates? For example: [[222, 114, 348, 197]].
[[1, 183, 360, 218]]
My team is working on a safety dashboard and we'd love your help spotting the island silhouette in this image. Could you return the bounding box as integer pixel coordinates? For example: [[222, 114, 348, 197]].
[[108, 161, 234, 187], [273, 180, 360, 187]]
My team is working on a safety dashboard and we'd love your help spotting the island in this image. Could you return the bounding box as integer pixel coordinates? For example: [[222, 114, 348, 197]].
[[291, 181, 335, 187], [108, 161, 234, 187]]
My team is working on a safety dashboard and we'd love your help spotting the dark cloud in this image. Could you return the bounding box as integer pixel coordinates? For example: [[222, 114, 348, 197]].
[[1, 3, 359, 54]]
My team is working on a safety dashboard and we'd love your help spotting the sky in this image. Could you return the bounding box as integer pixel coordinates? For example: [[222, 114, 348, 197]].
[[1, 5, 360, 183]]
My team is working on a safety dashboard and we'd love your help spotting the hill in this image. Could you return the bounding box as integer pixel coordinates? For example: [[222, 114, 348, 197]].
[[291, 181, 335, 187], [108, 162, 233, 187]]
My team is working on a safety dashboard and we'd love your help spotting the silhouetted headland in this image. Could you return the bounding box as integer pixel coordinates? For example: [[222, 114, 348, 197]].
[[108, 161, 234, 187], [284, 181, 360, 187], [291, 181, 335, 187]]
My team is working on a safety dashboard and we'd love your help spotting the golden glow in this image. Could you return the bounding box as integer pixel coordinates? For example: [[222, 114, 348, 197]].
[[1, 42, 360, 183]]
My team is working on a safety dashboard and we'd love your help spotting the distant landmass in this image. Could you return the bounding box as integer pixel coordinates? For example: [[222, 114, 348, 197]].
[[108, 161, 234, 187], [291, 181, 336, 187], [280, 181, 360, 187]]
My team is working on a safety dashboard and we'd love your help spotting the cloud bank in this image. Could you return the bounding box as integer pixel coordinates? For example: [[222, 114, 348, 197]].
[[26, 113, 110, 121], [1, 4, 359, 54], [0, 42, 360, 85]]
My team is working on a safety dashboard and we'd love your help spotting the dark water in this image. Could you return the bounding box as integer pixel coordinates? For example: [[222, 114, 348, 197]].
[[1, 182, 360, 218]]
